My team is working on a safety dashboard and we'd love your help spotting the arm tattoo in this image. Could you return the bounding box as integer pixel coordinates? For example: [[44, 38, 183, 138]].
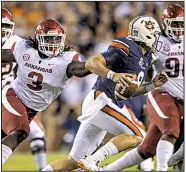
[[66, 61, 92, 78], [2, 49, 15, 63]]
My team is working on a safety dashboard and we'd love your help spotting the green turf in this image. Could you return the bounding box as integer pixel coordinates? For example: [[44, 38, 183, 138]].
[[2, 152, 173, 171]]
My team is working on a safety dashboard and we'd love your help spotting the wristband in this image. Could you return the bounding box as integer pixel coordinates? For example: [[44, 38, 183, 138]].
[[145, 81, 156, 92], [107, 70, 115, 80]]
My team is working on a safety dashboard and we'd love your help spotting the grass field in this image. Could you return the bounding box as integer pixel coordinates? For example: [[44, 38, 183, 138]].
[[2, 152, 173, 171]]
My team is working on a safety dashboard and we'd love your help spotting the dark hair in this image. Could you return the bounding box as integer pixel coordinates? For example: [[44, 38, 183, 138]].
[[25, 37, 74, 52], [26, 37, 38, 49]]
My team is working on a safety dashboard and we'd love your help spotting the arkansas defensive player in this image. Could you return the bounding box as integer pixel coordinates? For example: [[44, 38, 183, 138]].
[[2, 8, 47, 170], [84, 4, 184, 171], [1, 17, 94, 165], [145, 4, 184, 171]]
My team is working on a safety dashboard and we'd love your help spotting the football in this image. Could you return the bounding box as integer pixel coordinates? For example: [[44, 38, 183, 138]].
[[114, 79, 139, 101]]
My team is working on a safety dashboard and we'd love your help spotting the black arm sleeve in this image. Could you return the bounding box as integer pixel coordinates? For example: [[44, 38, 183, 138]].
[[66, 61, 92, 78], [2, 49, 15, 63], [101, 47, 128, 67]]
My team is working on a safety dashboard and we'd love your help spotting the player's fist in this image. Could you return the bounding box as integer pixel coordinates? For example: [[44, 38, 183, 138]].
[[153, 72, 168, 87], [112, 73, 136, 88]]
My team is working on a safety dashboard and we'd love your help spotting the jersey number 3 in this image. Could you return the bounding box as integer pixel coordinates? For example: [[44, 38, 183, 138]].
[[27, 72, 43, 91]]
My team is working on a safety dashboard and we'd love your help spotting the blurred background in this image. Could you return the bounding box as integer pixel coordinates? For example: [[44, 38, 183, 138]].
[[2, 1, 184, 171]]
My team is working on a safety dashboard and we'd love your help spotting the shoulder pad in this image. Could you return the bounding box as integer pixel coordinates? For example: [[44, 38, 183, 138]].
[[109, 37, 130, 56], [62, 51, 80, 62]]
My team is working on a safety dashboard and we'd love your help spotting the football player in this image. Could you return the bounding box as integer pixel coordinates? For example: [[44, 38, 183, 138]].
[[42, 16, 168, 171], [80, 4, 183, 171], [2, 17, 93, 165], [2, 8, 47, 170]]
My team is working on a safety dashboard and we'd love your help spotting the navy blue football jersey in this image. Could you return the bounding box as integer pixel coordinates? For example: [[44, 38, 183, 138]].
[[118, 95, 146, 120], [93, 37, 152, 104]]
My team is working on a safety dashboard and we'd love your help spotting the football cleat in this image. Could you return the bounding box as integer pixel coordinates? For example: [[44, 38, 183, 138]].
[[78, 156, 100, 171]]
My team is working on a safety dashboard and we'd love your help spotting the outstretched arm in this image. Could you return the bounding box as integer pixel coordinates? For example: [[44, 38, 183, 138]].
[[132, 72, 168, 97], [85, 53, 135, 88], [2, 49, 15, 63], [66, 61, 92, 78], [85, 54, 109, 78]]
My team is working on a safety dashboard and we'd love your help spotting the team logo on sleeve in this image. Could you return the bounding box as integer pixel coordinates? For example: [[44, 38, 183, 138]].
[[23, 54, 30, 61]]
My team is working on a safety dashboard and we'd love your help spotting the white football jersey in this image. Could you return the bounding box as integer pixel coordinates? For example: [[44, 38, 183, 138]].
[[153, 35, 183, 99], [2, 35, 21, 87], [8, 38, 79, 111], [2, 62, 17, 87]]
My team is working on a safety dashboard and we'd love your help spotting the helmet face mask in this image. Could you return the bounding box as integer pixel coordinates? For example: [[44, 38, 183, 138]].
[[35, 19, 66, 57], [162, 4, 184, 43], [36, 33, 66, 57], [2, 8, 15, 43], [162, 18, 184, 42], [128, 16, 161, 52], [149, 31, 162, 52]]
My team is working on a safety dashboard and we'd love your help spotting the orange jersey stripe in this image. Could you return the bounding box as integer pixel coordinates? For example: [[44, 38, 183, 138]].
[[110, 42, 129, 54], [102, 105, 143, 137]]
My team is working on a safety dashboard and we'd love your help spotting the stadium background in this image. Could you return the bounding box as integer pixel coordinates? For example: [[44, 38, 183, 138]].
[[2, 1, 183, 171]]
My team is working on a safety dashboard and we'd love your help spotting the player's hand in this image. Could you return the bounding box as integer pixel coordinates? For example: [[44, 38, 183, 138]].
[[153, 72, 168, 87], [112, 73, 136, 88]]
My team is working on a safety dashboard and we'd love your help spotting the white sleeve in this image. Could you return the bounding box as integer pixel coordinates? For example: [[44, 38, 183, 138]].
[[2, 35, 25, 63], [63, 51, 81, 63], [151, 53, 159, 64], [12, 39, 26, 63]]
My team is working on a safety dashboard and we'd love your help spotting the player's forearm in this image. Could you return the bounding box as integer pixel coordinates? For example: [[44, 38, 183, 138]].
[[133, 72, 168, 97], [2, 49, 15, 63], [132, 82, 155, 97], [67, 61, 92, 78], [85, 54, 110, 78], [132, 85, 148, 97], [73, 62, 92, 77]]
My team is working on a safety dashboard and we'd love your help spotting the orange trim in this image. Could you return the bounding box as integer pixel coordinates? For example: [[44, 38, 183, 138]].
[[94, 90, 102, 100], [33, 116, 45, 132], [127, 108, 146, 131], [110, 42, 129, 54], [95, 90, 101, 98], [102, 105, 143, 137]]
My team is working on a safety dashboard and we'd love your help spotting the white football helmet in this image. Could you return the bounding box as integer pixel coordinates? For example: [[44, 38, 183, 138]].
[[128, 16, 161, 51]]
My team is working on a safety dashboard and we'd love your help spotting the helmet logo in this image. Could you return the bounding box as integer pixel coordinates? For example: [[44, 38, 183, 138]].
[[145, 21, 155, 31]]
